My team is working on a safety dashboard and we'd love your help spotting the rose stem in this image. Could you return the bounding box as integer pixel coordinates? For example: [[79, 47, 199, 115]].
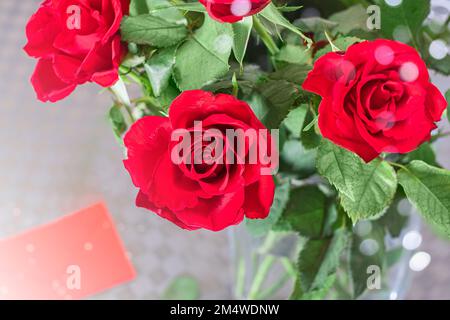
[[247, 255, 276, 299], [252, 16, 280, 56]]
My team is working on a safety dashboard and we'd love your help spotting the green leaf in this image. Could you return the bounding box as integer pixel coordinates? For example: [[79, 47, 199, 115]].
[[303, 116, 317, 132], [269, 64, 312, 86], [158, 82, 181, 109], [130, 0, 205, 16], [169, 2, 207, 12], [283, 105, 308, 138], [256, 70, 310, 138], [246, 181, 290, 237], [108, 105, 127, 142], [258, 3, 311, 46], [256, 80, 300, 129], [162, 275, 200, 300], [329, 4, 369, 35], [340, 158, 397, 223], [121, 54, 146, 68], [280, 140, 317, 178], [130, 0, 151, 16], [278, 124, 288, 155], [398, 160, 450, 237], [144, 46, 176, 97], [379, 193, 409, 238], [428, 55, 450, 76], [275, 44, 311, 65], [173, 16, 233, 90], [300, 109, 321, 150], [314, 36, 361, 61], [232, 17, 253, 68], [326, 203, 351, 236], [402, 142, 438, 167], [292, 229, 349, 298], [294, 274, 336, 300], [121, 14, 188, 47], [275, 186, 326, 238], [374, 0, 430, 44], [129, 0, 187, 24], [350, 223, 386, 298], [245, 93, 268, 121], [295, 17, 338, 36], [317, 140, 398, 222], [277, 5, 303, 13], [317, 139, 358, 200]]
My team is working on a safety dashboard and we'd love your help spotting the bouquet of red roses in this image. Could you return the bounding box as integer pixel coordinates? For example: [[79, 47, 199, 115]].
[[24, 0, 450, 299]]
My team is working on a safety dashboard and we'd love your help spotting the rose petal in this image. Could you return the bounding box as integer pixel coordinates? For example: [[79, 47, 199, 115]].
[[243, 175, 275, 219], [169, 90, 265, 131], [425, 83, 447, 122], [199, 0, 271, 23], [302, 52, 344, 97], [136, 191, 199, 231], [319, 98, 380, 162], [175, 189, 245, 231], [146, 151, 209, 211], [53, 54, 84, 83], [101, 0, 126, 42], [30, 58, 77, 102], [23, 5, 60, 58], [123, 116, 171, 191]]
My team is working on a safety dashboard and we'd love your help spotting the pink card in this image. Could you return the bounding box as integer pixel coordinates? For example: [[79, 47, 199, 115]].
[[0, 203, 135, 299]]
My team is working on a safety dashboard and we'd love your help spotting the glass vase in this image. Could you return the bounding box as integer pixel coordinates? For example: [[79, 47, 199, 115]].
[[228, 203, 422, 300]]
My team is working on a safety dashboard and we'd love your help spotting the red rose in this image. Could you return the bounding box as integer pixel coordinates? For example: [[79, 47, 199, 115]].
[[303, 39, 447, 162], [24, 0, 129, 102], [199, 0, 271, 23], [123, 90, 276, 231]]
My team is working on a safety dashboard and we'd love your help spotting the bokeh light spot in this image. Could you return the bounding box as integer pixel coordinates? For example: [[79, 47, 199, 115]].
[[399, 62, 419, 82], [402, 231, 422, 250], [359, 239, 380, 256], [385, 0, 402, 7], [214, 34, 233, 54], [354, 221, 373, 237], [409, 251, 431, 272], [375, 45, 395, 65], [230, 0, 251, 17], [429, 40, 448, 60]]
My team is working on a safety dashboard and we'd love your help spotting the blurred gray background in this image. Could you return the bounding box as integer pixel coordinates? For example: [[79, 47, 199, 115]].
[[0, 0, 449, 300]]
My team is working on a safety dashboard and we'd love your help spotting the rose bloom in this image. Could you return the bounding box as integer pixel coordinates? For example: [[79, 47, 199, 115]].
[[123, 90, 276, 231], [199, 0, 271, 23], [24, 0, 129, 102], [303, 39, 447, 162]]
